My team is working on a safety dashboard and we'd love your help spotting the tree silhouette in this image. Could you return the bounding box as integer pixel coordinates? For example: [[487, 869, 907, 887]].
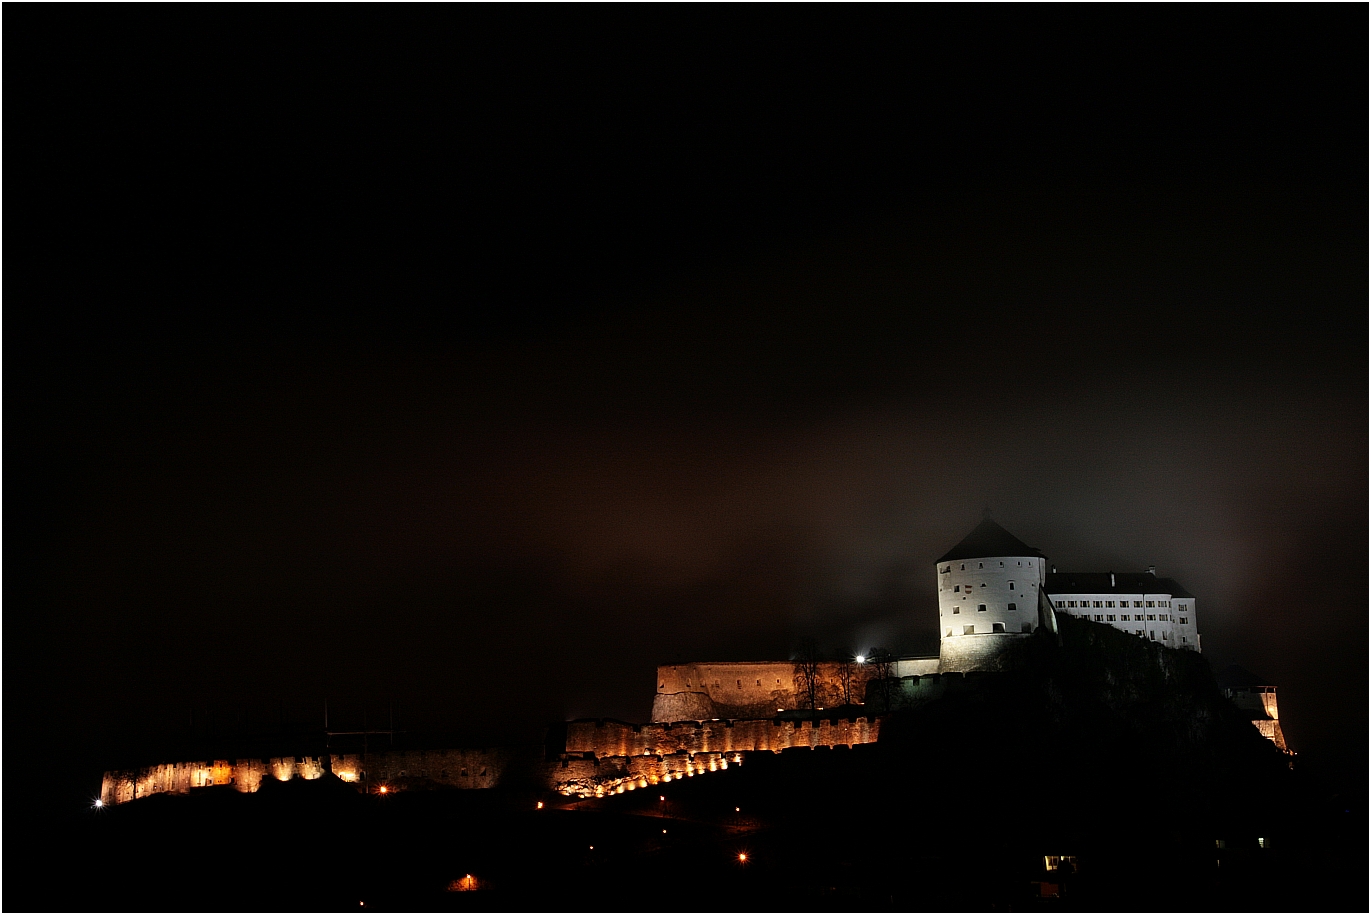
[[793, 639, 822, 719], [866, 648, 896, 711]]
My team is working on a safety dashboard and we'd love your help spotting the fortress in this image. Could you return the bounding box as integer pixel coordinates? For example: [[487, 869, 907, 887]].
[[650, 517, 1200, 722], [104, 518, 1287, 806]]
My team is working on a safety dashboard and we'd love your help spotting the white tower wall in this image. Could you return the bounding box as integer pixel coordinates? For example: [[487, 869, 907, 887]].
[[937, 554, 1046, 672]]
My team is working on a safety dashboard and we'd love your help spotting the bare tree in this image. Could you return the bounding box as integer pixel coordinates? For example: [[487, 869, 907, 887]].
[[866, 648, 897, 711], [838, 657, 856, 706], [793, 638, 822, 719]]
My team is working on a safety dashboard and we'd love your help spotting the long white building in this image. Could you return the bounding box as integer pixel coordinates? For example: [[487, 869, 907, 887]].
[[1045, 569, 1200, 651]]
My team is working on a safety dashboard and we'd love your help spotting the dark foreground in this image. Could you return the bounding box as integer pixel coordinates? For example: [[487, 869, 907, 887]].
[[18, 621, 1368, 911]]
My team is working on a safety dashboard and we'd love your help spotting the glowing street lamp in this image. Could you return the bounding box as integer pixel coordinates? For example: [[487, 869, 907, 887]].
[[855, 655, 866, 664]]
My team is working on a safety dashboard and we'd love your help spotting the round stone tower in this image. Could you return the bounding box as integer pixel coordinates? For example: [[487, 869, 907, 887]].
[[936, 516, 1050, 672]]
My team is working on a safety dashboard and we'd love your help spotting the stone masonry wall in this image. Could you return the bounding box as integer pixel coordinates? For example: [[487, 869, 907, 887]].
[[100, 748, 510, 805], [565, 716, 881, 758], [652, 659, 935, 721]]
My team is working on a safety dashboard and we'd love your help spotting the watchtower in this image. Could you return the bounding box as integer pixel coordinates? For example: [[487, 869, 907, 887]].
[[935, 517, 1054, 672]]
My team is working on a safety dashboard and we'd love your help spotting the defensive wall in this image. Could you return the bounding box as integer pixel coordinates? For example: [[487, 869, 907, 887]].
[[651, 658, 937, 721], [100, 747, 512, 806], [101, 713, 890, 805]]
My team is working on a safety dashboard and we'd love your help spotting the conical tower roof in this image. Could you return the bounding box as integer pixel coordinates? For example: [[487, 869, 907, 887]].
[[937, 518, 1043, 564]]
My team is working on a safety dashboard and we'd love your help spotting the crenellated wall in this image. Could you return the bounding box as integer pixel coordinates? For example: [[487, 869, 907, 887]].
[[565, 716, 880, 758], [100, 748, 510, 806], [100, 713, 888, 806]]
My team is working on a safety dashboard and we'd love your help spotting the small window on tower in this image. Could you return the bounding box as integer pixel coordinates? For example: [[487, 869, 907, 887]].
[[1008, 581, 1015, 590], [978, 604, 987, 612], [1180, 617, 1187, 624], [953, 606, 960, 614], [992, 623, 1005, 633], [954, 585, 960, 592], [960, 564, 965, 570], [1008, 602, 1017, 612], [963, 625, 974, 635], [1022, 622, 1032, 633], [946, 628, 953, 637], [978, 562, 983, 568]]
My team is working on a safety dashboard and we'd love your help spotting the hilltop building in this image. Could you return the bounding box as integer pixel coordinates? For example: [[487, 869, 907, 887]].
[[656, 517, 1202, 715]]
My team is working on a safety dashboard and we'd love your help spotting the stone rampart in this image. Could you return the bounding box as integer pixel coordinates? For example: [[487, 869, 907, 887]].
[[566, 715, 880, 758], [652, 659, 935, 721], [100, 747, 510, 805], [937, 631, 1033, 673]]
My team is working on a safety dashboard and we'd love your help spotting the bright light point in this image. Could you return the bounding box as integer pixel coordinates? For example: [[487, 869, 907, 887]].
[[856, 655, 866, 664], [735, 807, 740, 812], [94, 799, 104, 808], [536, 801, 544, 809], [662, 829, 667, 834], [739, 853, 748, 862], [660, 795, 665, 801], [378, 786, 388, 794]]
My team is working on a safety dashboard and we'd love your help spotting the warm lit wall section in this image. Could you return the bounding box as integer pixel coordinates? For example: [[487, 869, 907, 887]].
[[651, 660, 935, 721]]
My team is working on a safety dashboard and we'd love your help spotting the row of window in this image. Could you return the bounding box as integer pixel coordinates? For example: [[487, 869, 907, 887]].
[[951, 581, 1019, 593], [1067, 611, 1187, 624], [949, 603, 1019, 614], [946, 623, 1034, 636], [941, 561, 1032, 573], [1055, 599, 1177, 610]]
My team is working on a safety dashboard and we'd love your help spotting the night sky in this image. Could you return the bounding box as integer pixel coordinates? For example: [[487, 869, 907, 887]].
[[9, 7, 1367, 806]]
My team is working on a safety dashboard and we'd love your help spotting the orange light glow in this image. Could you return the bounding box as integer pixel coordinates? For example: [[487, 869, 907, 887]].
[[739, 853, 748, 863], [536, 801, 544, 809], [378, 786, 388, 794]]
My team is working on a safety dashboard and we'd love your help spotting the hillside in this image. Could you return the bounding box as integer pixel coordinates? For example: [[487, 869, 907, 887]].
[[26, 619, 1365, 911]]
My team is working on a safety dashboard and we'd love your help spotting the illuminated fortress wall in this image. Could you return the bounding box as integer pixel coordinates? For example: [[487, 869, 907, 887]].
[[100, 716, 888, 806], [565, 715, 880, 757], [100, 748, 510, 806], [651, 659, 937, 722]]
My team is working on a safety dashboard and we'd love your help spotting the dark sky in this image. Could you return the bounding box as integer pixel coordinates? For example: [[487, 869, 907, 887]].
[[10, 7, 1367, 800]]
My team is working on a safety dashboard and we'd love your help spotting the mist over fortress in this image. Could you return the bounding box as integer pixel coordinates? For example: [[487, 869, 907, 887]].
[[51, 507, 1365, 911], [99, 519, 1291, 808]]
